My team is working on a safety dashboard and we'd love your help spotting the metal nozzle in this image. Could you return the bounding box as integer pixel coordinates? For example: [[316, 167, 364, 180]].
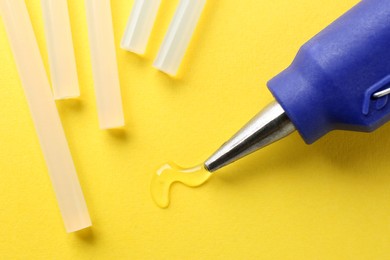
[[204, 101, 296, 172]]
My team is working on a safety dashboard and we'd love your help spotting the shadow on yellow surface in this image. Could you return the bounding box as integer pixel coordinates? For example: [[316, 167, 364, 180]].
[[218, 122, 390, 185]]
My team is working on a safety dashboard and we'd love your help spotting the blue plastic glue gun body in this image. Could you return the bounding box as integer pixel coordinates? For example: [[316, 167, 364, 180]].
[[269, 0, 390, 144], [205, 0, 390, 172]]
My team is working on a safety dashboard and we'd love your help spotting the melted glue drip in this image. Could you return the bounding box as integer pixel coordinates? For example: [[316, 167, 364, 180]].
[[151, 163, 212, 208]]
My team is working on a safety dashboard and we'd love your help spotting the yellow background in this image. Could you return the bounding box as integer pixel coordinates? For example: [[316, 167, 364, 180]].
[[2, 0, 390, 258]]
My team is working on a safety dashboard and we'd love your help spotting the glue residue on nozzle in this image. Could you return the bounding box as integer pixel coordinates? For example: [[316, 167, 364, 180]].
[[150, 163, 212, 208]]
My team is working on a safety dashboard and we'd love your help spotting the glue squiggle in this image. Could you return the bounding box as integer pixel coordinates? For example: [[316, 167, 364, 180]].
[[150, 163, 212, 208]]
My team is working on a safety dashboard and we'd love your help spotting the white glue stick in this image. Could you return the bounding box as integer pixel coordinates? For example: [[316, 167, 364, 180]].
[[0, 0, 91, 233], [121, 0, 162, 54], [85, 0, 125, 129], [154, 0, 207, 76], [41, 0, 80, 99]]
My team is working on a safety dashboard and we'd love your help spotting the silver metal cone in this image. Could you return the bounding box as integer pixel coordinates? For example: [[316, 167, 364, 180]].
[[204, 101, 296, 172]]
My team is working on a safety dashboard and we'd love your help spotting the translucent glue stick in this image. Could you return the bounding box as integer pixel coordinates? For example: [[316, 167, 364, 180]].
[[121, 0, 162, 54], [0, 0, 91, 232], [85, 0, 125, 129], [154, 0, 207, 76], [41, 0, 80, 99]]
